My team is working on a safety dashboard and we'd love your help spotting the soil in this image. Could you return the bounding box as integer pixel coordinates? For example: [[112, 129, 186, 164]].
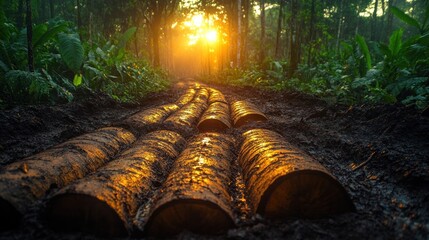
[[0, 81, 428, 240]]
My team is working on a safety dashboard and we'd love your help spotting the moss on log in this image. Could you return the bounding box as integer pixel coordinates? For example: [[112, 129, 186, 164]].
[[239, 129, 355, 219], [144, 133, 236, 236], [231, 100, 267, 127], [0, 127, 135, 230], [45, 130, 185, 236], [120, 104, 179, 134], [197, 102, 232, 132]]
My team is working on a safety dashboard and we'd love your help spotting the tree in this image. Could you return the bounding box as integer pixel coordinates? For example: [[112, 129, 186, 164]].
[[25, 0, 34, 72], [259, 0, 265, 64]]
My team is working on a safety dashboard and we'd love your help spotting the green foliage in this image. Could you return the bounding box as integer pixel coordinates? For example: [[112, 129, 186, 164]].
[[57, 33, 84, 73], [355, 34, 372, 73]]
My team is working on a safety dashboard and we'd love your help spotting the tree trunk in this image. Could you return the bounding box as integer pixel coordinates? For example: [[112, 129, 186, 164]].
[[0, 127, 136, 230], [17, 0, 24, 30], [144, 133, 236, 237], [241, 0, 250, 66], [259, 0, 266, 64], [275, 0, 285, 59], [76, 0, 82, 32], [45, 131, 185, 237], [152, 22, 160, 67], [231, 100, 268, 127], [237, 0, 242, 67], [371, 0, 379, 41], [386, 0, 395, 42], [239, 129, 355, 219], [307, 0, 316, 65], [336, 0, 343, 54], [49, 0, 55, 18], [289, 0, 299, 77], [25, 0, 34, 72]]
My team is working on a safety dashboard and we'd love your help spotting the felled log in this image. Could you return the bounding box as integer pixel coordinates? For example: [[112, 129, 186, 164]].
[[45, 130, 185, 236], [197, 102, 232, 132], [119, 104, 179, 134], [231, 100, 267, 127], [192, 88, 210, 104], [0, 127, 135, 230], [175, 88, 196, 107], [208, 88, 227, 104], [144, 133, 236, 236], [163, 101, 208, 136], [238, 129, 354, 219]]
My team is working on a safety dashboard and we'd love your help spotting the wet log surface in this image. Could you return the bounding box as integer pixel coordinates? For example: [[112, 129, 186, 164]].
[[175, 88, 196, 107], [45, 130, 185, 236], [239, 129, 355, 219], [163, 89, 209, 136], [208, 88, 227, 104], [119, 104, 179, 135], [0, 127, 135, 230], [144, 133, 236, 236], [197, 102, 232, 132], [231, 100, 268, 127]]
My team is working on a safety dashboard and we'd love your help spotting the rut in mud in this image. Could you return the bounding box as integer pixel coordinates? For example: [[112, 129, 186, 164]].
[[0, 81, 428, 239]]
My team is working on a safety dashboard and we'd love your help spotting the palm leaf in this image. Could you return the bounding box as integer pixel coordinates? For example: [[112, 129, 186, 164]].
[[34, 23, 68, 49], [389, 29, 403, 56], [390, 6, 421, 31], [57, 33, 84, 73], [356, 34, 372, 70]]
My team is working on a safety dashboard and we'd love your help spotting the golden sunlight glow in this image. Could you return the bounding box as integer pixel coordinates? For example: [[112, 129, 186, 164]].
[[205, 30, 217, 43], [183, 12, 219, 46]]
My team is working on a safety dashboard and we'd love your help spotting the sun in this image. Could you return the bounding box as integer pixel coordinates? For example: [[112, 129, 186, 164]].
[[205, 30, 217, 43]]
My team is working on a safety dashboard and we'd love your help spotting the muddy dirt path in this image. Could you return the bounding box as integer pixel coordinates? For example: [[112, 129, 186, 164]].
[[0, 81, 428, 239]]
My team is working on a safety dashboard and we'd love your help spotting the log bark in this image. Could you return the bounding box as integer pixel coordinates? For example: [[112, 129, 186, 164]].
[[175, 88, 196, 107], [45, 130, 185, 237], [208, 88, 227, 104], [0, 127, 135, 230], [192, 88, 210, 104], [197, 102, 232, 133], [163, 101, 208, 137], [238, 129, 355, 218], [231, 100, 267, 127], [144, 133, 236, 236], [119, 104, 179, 135]]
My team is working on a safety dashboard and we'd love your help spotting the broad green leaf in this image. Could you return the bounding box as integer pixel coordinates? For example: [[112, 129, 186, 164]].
[[32, 24, 48, 46], [390, 6, 421, 30], [58, 33, 84, 73], [389, 29, 403, 56], [118, 27, 137, 50], [355, 34, 372, 70], [34, 23, 68, 49], [73, 73, 82, 86]]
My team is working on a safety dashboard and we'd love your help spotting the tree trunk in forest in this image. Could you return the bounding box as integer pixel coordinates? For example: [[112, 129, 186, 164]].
[[237, 0, 242, 67], [76, 0, 82, 31], [289, 0, 299, 78], [386, 0, 395, 42], [17, 0, 24, 29], [49, 0, 55, 18], [25, 0, 34, 72], [152, 22, 160, 67], [336, 0, 343, 54], [241, 0, 250, 66], [259, 0, 266, 65], [371, 0, 379, 41], [275, 0, 285, 59], [307, 0, 315, 65]]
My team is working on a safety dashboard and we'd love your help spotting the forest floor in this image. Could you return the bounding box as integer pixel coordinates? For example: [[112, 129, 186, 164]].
[[0, 80, 428, 239]]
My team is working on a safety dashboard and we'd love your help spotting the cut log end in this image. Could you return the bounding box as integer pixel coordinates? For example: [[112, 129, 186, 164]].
[[257, 170, 355, 219], [0, 197, 21, 231], [146, 199, 235, 236], [197, 118, 231, 132], [45, 194, 127, 237], [234, 113, 268, 127]]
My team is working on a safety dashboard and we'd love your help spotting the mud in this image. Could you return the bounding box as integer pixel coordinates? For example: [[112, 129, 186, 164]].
[[0, 82, 428, 239]]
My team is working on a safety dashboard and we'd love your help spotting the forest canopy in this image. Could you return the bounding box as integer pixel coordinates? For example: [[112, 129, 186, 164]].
[[0, 0, 428, 109]]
